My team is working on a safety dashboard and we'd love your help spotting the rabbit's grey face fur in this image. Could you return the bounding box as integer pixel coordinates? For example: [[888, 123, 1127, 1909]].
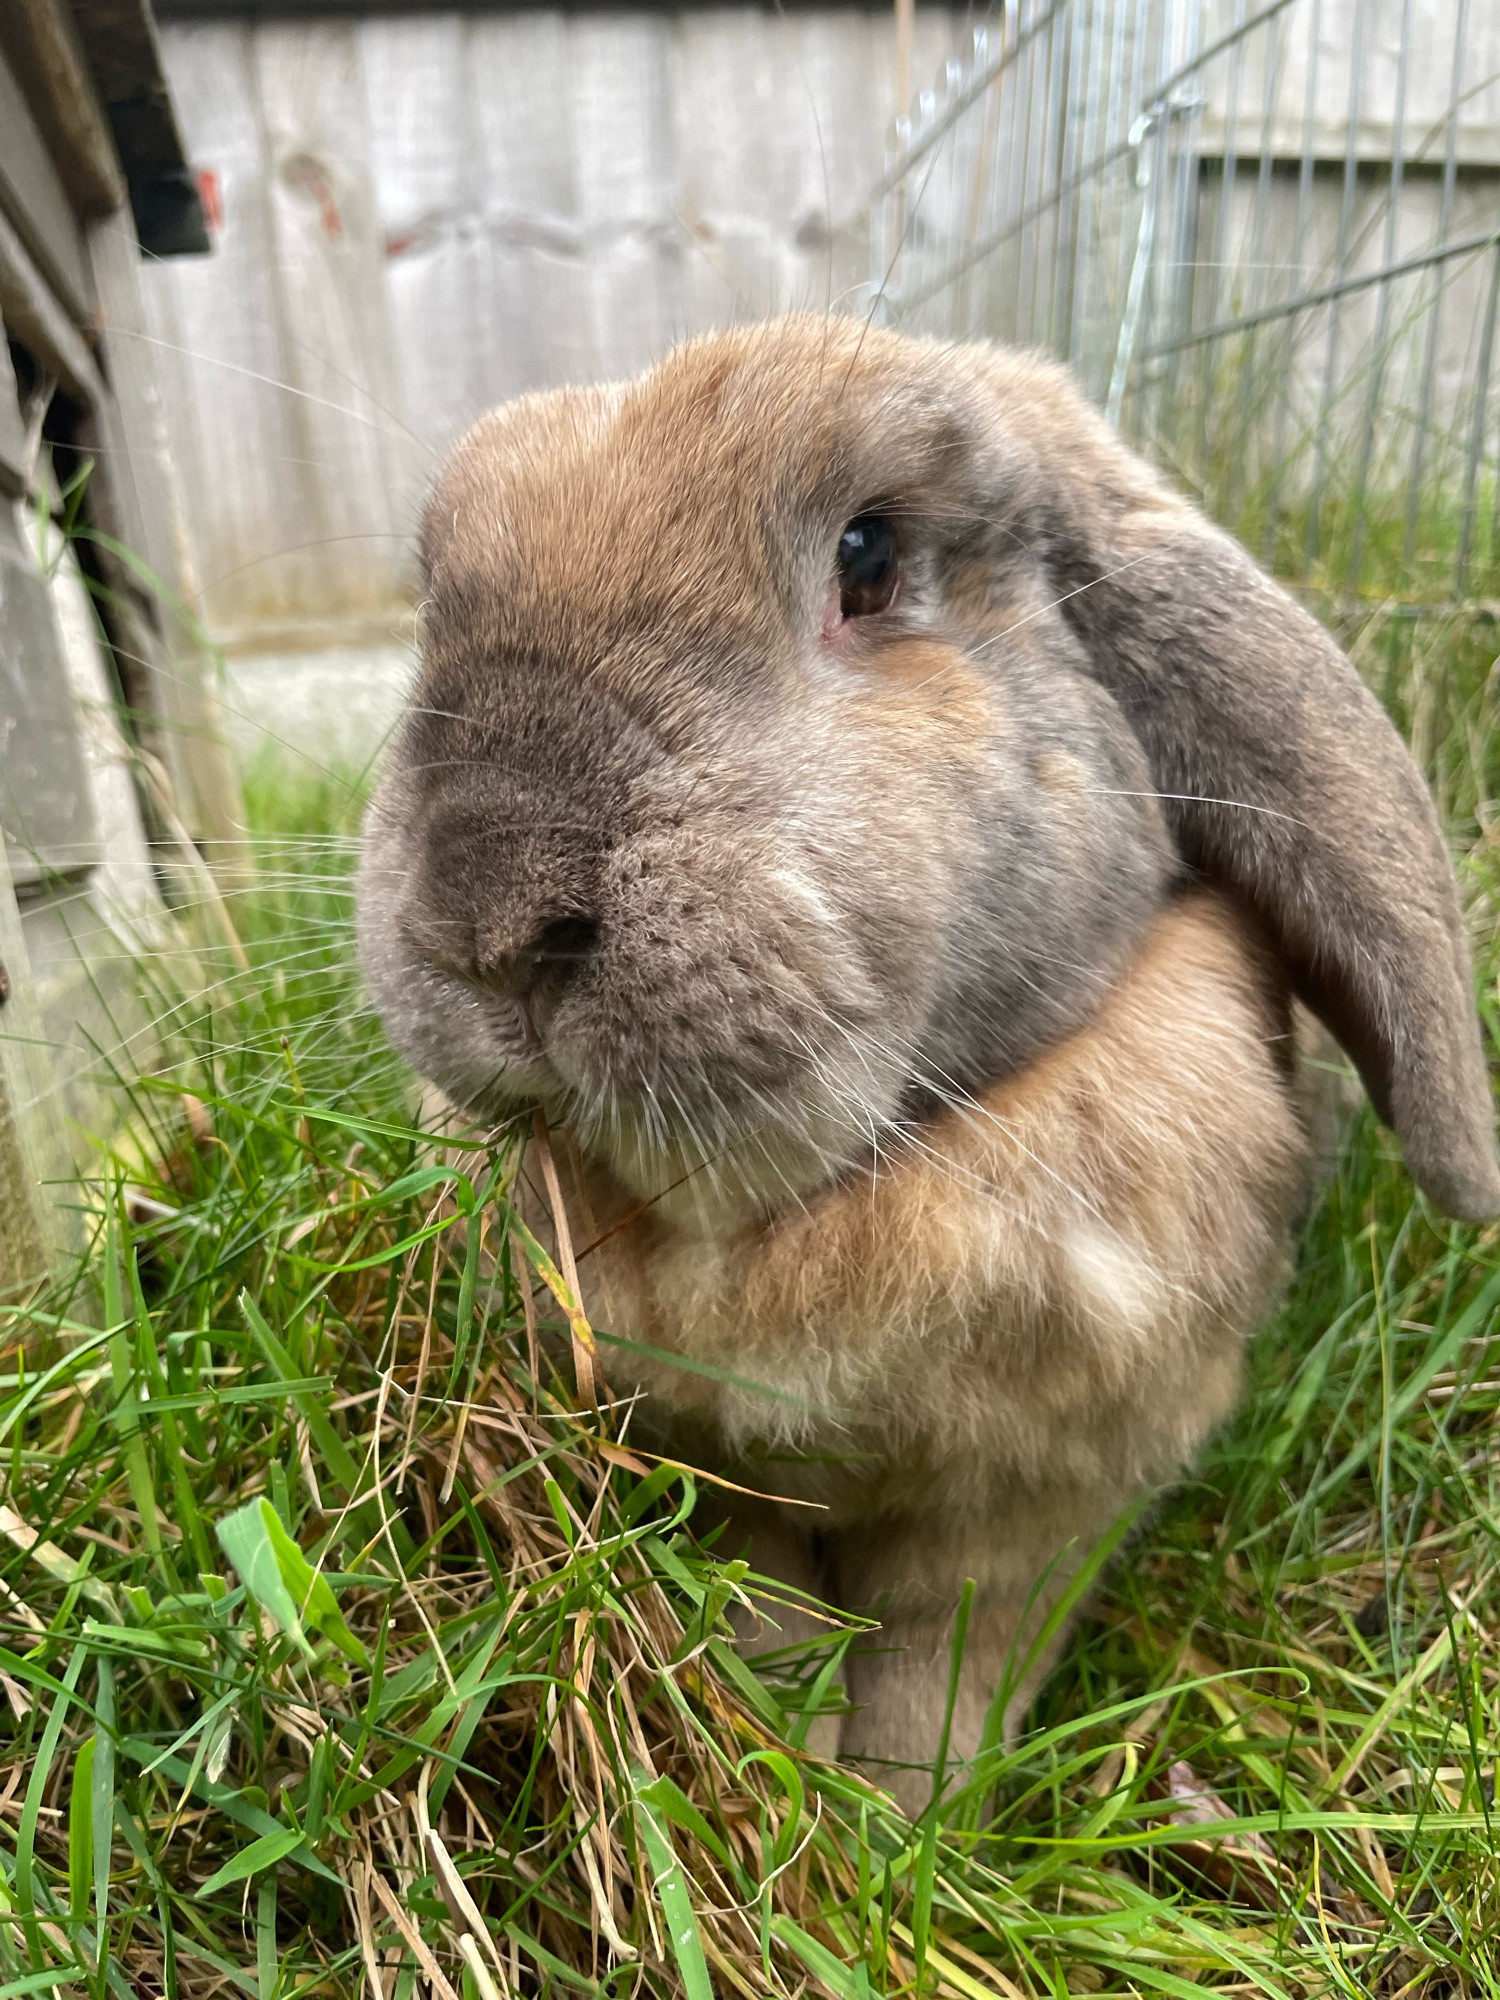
[[359, 344, 1171, 1220], [361, 317, 1500, 1226]]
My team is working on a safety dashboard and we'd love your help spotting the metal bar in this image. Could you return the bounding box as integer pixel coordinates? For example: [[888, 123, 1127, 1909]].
[[1075, 0, 1132, 397], [1105, 75, 1163, 424], [1145, 0, 1296, 126], [1133, 0, 1179, 450], [1050, 0, 1090, 359], [898, 0, 1295, 319], [1143, 226, 1500, 356], [871, 0, 1489, 617], [1225, 0, 1285, 521], [1455, 242, 1500, 596], [913, 60, 963, 320], [902, 127, 1136, 311], [1017, 2, 1058, 341], [955, 24, 1004, 335], [1262, 0, 1322, 564], [1111, 0, 1160, 427], [1402, 0, 1470, 567], [880, 0, 1292, 203], [1305, 0, 1368, 568], [870, 0, 1070, 198], [1076, 0, 1116, 362], [985, 0, 1032, 338], [1157, 0, 1204, 449], [1034, 0, 1073, 347], [1347, 0, 1414, 581], [1195, 0, 1248, 487]]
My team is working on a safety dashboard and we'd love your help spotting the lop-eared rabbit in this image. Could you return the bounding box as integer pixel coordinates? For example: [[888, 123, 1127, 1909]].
[[359, 317, 1499, 1813]]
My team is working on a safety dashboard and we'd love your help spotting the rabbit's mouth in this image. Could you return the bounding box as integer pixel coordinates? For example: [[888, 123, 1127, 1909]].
[[484, 982, 908, 1229], [380, 935, 912, 1230], [569, 1042, 904, 1227], [361, 786, 925, 1225]]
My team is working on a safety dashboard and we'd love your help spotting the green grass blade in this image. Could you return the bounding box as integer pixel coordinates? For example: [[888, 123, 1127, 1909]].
[[633, 1797, 713, 2000]]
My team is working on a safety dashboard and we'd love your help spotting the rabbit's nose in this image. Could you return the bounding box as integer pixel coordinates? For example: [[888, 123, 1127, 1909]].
[[478, 911, 600, 1004]]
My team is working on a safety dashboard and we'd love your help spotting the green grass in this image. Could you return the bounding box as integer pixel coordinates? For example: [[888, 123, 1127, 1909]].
[[3, 685, 1500, 2000]]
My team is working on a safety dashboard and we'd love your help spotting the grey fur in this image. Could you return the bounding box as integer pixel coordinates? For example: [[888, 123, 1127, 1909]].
[[360, 314, 1498, 1232]]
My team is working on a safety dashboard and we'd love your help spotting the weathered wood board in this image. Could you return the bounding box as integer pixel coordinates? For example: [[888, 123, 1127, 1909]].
[[142, 1, 1500, 652], [141, 8, 965, 648]]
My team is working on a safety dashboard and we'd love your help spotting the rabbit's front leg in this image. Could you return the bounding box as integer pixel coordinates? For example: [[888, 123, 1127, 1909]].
[[829, 1476, 1132, 1818]]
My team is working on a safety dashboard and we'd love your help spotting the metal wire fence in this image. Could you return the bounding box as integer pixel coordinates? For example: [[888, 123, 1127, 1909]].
[[871, 0, 1500, 608]]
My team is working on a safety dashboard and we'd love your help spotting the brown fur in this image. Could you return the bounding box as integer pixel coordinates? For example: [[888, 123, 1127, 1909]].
[[538, 890, 1304, 1807], [359, 315, 1497, 1813]]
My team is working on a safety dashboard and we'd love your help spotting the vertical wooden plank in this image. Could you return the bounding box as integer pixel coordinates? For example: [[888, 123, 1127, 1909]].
[[140, 21, 326, 643], [0, 41, 92, 323], [671, 10, 781, 331], [0, 1081, 46, 1292], [86, 207, 247, 863], [0, 847, 75, 1285], [788, 13, 893, 314], [800, 10, 962, 311], [0, 498, 100, 887], [19, 533, 175, 1176], [360, 12, 490, 452], [252, 18, 424, 626], [571, 14, 685, 377], [46, 536, 166, 951], [0, 939, 49, 1291], [0, 0, 127, 217], [468, 13, 595, 398]]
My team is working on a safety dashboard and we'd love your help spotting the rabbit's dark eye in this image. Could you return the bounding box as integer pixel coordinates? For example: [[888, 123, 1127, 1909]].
[[836, 514, 899, 618]]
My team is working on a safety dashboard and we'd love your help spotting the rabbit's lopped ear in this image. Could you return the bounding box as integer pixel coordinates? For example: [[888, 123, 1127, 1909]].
[[1023, 428, 1499, 1221]]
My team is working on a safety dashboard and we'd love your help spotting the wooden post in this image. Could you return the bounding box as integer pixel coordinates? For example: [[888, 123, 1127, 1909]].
[[85, 209, 251, 881], [895, 0, 914, 123], [0, 849, 75, 1290], [890, 0, 916, 276], [0, 1, 241, 1285]]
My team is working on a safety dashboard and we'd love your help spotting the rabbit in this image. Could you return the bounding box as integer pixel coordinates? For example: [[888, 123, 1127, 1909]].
[[358, 315, 1499, 1815]]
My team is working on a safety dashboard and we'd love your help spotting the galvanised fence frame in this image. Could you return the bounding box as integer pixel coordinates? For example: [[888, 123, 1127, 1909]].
[[871, 0, 1500, 608]]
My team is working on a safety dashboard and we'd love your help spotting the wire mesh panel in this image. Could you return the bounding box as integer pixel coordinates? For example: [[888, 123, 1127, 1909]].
[[872, 0, 1500, 607]]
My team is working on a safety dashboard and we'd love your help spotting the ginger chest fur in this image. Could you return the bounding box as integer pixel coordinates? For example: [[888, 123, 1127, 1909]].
[[565, 892, 1306, 1526]]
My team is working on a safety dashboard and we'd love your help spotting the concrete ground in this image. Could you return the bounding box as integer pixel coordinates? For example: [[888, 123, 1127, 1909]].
[[220, 644, 418, 781]]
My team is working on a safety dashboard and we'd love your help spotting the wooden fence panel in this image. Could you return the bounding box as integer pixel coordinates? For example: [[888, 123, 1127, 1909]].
[[253, 20, 420, 625], [142, 8, 968, 649], [137, 24, 316, 636]]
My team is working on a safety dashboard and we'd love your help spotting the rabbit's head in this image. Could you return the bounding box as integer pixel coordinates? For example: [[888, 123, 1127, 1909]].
[[359, 317, 1500, 1228]]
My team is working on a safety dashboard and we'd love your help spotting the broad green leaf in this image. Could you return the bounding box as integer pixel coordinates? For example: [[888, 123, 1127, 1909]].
[[256, 1877, 278, 2000], [103, 1195, 162, 1563], [92, 1661, 115, 1959], [636, 1775, 731, 1869], [259, 1503, 369, 1666], [617, 1460, 691, 1530], [215, 1499, 312, 1656], [16, 1642, 85, 1962], [197, 1826, 305, 1897], [215, 1498, 368, 1666], [117, 1739, 341, 1886], [240, 1295, 362, 1494], [239, 1294, 412, 1561], [736, 1749, 805, 1870]]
